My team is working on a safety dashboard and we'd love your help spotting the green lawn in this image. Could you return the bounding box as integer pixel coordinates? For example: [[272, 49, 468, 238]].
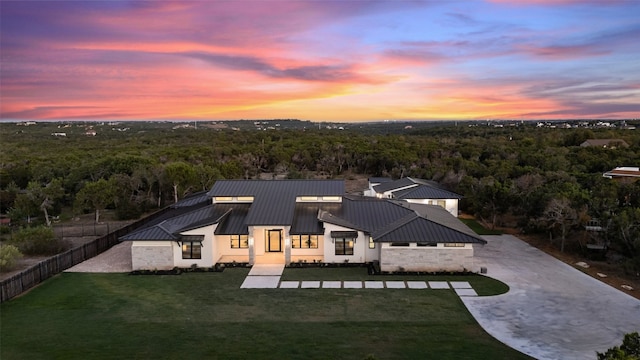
[[1, 269, 529, 360], [460, 218, 503, 235]]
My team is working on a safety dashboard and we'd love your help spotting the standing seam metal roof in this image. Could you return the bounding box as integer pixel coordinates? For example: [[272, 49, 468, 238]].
[[208, 180, 344, 225]]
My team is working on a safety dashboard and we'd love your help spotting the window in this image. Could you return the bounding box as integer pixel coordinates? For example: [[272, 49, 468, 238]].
[[291, 235, 318, 249], [215, 196, 233, 202], [334, 238, 354, 255], [322, 196, 341, 202], [237, 196, 254, 202], [444, 243, 465, 247], [182, 242, 202, 259], [299, 196, 318, 201], [417, 243, 437, 247], [230, 235, 249, 248], [390, 243, 410, 247], [368, 236, 375, 249]]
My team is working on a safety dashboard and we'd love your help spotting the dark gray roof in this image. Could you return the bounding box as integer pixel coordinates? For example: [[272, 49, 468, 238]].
[[171, 191, 210, 208], [290, 203, 341, 235], [402, 203, 477, 237], [368, 177, 392, 184], [214, 205, 250, 235], [121, 180, 481, 245], [372, 214, 485, 244], [208, 180, 344, 225], [372, 177, 461, 199], [373, 177, 416, 193], [321, 196, 485, 244], [392, 185, 462, 200], [121, 204, 241, 241]]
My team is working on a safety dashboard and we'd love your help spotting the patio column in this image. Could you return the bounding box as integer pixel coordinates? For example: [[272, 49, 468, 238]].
[[248, 228, 255, 265], [284, 235, 291, 266]]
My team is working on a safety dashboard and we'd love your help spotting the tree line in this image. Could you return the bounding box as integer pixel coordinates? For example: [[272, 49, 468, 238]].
[[0, 122, 639, 274]]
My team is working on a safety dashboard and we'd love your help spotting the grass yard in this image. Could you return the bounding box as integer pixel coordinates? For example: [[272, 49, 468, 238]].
[[460, 218, 503, 235], [1, 269, 530, 360]]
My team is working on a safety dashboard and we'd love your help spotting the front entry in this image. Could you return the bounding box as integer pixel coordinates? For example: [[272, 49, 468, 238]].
[[267, 230, 282, 252]]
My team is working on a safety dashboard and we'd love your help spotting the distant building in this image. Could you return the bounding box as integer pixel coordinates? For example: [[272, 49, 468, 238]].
[[603, 167, 640, 182], [85, 130, 97, 136], [580, 139, 629, 149]]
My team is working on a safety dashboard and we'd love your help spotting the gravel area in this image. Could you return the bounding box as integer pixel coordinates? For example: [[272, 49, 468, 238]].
[[65, 241, 132, 273]]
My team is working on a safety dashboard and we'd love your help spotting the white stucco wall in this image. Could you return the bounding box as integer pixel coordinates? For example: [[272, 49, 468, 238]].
[[175, 224, 216, 268], [131, 241, 174, 270], [380, 243, 475, 272], [322, 223, 368, 263]]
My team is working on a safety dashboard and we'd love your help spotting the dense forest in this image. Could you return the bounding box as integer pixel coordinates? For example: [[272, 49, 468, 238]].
[[1, 121, 639, 275]]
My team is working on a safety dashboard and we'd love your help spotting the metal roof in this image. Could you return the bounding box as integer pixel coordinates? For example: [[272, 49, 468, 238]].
[[214, 204, 250, 235], [373, 177, 416, 193], [368, 177, 392, 184], [171, 191, 210, 208], [208, 180, 344, 225], [373, 215, 486, 244], [121, 204, 234, 241], [321, 196, 484, 244], [290, 203, 337, 235], [122, 180, 481, 245], [392, 185, 462, 200]]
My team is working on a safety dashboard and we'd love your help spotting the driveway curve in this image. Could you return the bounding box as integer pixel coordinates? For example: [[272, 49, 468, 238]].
[[464, 235, 640, 360]]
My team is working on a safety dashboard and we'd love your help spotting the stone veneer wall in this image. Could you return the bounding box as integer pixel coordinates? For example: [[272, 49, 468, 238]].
[[132, 243, 174, 270], [380, 246, 474, 272]]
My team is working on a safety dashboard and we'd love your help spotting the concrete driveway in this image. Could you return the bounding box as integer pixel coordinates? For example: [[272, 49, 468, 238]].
[[463, 235, 640, 360]]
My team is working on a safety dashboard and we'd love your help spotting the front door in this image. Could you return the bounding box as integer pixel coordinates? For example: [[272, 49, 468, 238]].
[[267, 230, 282, 252]]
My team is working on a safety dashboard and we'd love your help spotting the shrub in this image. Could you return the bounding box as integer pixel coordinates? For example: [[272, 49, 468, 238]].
[[0, 244, 23, 271], [10, 226, 67, 255], [597, 332, 640, 360]]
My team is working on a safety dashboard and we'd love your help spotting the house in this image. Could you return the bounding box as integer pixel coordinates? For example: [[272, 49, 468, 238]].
[[121, 180, 485, 273], [603, 167, 640, 182], [364, 177, 462, 217], [580, 139, 629, 148]]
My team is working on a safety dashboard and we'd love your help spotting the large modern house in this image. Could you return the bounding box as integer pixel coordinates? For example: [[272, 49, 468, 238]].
[[121, 180, 485, 272]]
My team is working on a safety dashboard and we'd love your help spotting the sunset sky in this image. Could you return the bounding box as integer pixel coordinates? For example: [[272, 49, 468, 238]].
[[1, 0, 639, 122]]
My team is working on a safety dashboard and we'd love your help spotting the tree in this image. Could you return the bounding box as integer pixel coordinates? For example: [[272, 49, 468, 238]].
[[0, 244, 23, 271], [597, 332, 640, 360], [74, 178, 117, 223], [8, 179, 64, 226], [541, 197, 578, 252], [164, 162, 198, 203], [10, 226, 66, 255]]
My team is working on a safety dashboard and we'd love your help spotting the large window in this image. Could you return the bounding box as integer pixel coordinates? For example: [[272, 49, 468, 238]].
[[230, 235, 249, 248], [368, 236, 375, 249], [291, 235, 318, 249], [182, 242, 202, 259], [334, 238, 354, 255]]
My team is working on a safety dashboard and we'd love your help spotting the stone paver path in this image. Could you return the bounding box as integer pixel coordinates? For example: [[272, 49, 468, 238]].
[[240, 268, 479, 296]]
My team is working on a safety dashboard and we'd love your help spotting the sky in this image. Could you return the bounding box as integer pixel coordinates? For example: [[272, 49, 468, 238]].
[[1, 0, 639, 122]]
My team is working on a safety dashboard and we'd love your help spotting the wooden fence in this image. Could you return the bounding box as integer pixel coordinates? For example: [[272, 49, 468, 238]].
[[0, 208, 171, 303]]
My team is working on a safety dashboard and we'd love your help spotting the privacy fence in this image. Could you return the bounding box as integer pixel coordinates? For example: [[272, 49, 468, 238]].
[[0, 208, 171, 303]]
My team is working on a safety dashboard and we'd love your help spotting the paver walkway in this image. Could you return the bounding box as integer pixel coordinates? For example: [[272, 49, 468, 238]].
[[463, 235, 640, 360], [240, 265, 478, 295]]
